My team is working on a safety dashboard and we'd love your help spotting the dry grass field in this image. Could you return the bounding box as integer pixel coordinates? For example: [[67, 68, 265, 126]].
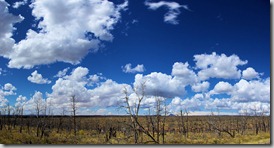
[[0, 115, 270, 144]]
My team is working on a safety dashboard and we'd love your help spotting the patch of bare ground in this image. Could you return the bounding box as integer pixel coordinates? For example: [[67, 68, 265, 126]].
[[242, 138, 270, 144]]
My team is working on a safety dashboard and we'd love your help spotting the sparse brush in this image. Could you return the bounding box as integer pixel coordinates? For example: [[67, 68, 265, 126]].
[[0, 116, 270, 144]]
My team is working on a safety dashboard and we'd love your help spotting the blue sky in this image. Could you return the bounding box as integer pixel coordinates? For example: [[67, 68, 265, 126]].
[[0, 0, 270, 115]]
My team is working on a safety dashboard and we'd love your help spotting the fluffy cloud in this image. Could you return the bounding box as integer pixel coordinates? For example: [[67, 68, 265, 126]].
[[122, 63, 145, 73], [1, 83, 16, 96], [144, 1, 185, 25], [131, 53, 269, 115], [15, 95, 27, 108], [64, 67, 89, 83], [194, 52, 247, 80], [233, 101, 270, 115], [1, 52, 270, 115], [88, 73, 105, 86], [134, 72, 186, 98], [43, 65, 202, 114], [0, 0, 24, 56], [27, 70, 51, 84], [122, 92, 166, 113], [168, 97, 202, 114], [167, 77, 270, 115], [168, 81, 270, 115], [2, 0, 128, 69], [0, 97, 8, 107], [12, 0, 28, 9], [89, 79, 130, 107], [204, 98, 270, 115], [47, 67, 91, 109], [232, 78, 270, 103], [89, 74, 101, 83], [0, 83, 17, 107], [54, 67, 70, 78], [210, 81, 233, 94], [171, 62, 198, 85], [191, 81, 210, 92], [3, 83, 16, 91], [24, 91, 47, 115], [204, 98, 232, 110], [242, 67, 260, 80], [47, 66, 131, 113]]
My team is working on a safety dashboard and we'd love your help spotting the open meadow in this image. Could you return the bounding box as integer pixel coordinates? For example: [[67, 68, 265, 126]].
[[0, 115, 270, 144]]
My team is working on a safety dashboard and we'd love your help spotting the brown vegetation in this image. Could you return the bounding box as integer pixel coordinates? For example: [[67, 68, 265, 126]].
[[0, 115, 270, 144]]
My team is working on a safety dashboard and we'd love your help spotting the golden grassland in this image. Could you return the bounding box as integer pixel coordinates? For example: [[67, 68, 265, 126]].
[[0, 115, 271, 144], [0, 126, 270, 144]]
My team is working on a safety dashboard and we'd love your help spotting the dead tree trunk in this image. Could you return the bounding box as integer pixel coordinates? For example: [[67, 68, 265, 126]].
[[71, 95, 77, 136], [207, 116, 235, 138], [122, 83, 158, 144]]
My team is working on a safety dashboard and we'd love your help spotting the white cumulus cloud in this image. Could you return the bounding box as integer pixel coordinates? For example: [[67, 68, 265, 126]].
[[12, 0, 28, 9], [168, 97, 202, 114], [171, 62, 198, 85], [24, 91, 46, 115], [1, 51, 270, 115], [89, 79, 130, 107], [0, 83, 17, 107], [46, 66, 131, 113], [134, 72, 186, 98], [27, 70, 51, 84], [194, 52, 247, 80], [88, 73, 105, 86], [1, 83, 16, 96], [122, 63, 145, 73], [54, 67, 70, 78], [232, 78, 270, 103], [242, 67, 260, 80], [1, 0, 128, 69], [191, 81, 210, 92], [47, 67, 93, 110], [0, 0, 24, 56], [144, 1, 187, 25], [233, 101, 270, 115], [210, 81, 233, 95], [15, 95, 27, 108]]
